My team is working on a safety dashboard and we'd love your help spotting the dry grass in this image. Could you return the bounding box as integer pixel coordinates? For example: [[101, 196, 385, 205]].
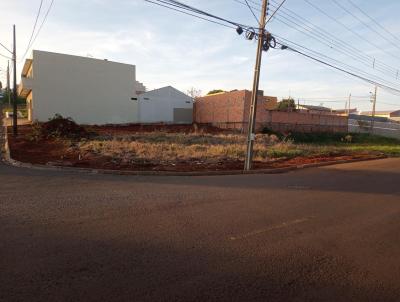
[[76, 133, 293, 163], [72, 132, 398, 164]]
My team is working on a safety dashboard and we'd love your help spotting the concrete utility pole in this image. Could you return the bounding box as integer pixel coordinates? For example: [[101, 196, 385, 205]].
[[12, 25, 18, 136], [347, 93, 351, 115], [244, 0, 269, 171], [371, 86, 378, 134], [7, 61, 11, 106]]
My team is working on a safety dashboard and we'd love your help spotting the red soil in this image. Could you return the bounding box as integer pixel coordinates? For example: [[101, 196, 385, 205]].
[[7, 125, 378, 172]]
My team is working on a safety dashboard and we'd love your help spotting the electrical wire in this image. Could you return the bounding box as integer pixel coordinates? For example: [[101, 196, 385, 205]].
[[144, 0, 235, 29], [234, 0, 400, 79], [0, 41, 12, 54], [345, 0, 400, 45], [146, 0, 400, 99], [268, 0, 400, 76], [266, 0, 287, 23], [275, 34, 400, 91], [276, 39, 400, 96], [20, 0, 44, 63], [244, 0, 260, 25], [331, 0, 400, 52], [151, 0, 258, 29], [19, 0, 55, 63], [0, 52, 12, 60], [302, 0, 400, 62]]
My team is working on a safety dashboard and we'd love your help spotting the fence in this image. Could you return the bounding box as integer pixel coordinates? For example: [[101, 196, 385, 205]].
[[198, 111, 349, 133], [349, 116, 400, 140]]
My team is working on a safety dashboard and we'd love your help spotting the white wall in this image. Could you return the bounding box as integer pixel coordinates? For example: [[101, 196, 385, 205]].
[[32, 50, 139, 124], [138, 86, 193, 124]]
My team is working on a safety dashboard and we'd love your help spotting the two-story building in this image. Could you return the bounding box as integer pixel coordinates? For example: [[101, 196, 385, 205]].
[[19, 50, 146, 125]]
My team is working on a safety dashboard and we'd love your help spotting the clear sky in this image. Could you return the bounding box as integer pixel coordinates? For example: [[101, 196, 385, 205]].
[[1, 0, 400, 111]]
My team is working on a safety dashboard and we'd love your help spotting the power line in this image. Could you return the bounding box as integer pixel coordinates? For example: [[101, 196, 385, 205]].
[[277, 39, 400, 96], [331, 0, 400, 52], [345, 0, 400, 45], [275, 34, 400, 92], [20, 0, 44, 63], [0, 52, 12, 60], [0, 41, 12, 54], [268, 0, 400, 76], [146, 0, 400, 99], [149, 0, 258, 29], [244, 0, 260, 25], [302, 0, 400, 62], [234, 0, 400, 79], [144, 0, 235, 29], [265, 0, 400, 75], [266, 0, 287, 23], [20, 0, 55, 63]]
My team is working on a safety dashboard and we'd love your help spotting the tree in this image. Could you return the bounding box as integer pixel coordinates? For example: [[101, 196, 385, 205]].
[[277, 98, 296, 111], [207, 89, 225, 95], [186, 87, 202, 99]]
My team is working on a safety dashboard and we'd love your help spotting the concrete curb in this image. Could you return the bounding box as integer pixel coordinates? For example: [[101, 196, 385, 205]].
[[1, 123, 387, 177]]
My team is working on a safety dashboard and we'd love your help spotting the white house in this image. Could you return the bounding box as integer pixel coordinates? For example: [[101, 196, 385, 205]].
[[18, 50, 144, 124], [137, 86, 193, 124]]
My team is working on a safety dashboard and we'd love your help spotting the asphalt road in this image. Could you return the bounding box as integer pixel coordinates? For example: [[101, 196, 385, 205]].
[[1, 159, 400, 302]]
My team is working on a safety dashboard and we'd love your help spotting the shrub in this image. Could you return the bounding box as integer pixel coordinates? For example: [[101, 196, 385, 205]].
[[41, 114, 88, 140]]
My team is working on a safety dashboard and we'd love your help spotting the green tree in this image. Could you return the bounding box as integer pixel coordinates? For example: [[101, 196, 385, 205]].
[[277, 98, 296, 111], [207, 89, 225, 95]]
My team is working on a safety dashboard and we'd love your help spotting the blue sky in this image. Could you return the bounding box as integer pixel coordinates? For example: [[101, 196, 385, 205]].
[[1, 0, 400, 111]]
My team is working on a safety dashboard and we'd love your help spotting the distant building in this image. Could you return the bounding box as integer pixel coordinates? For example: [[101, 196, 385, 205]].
[[18, 50, 145, 124], [359, 110, 392, 118], [359, 110, 400, 121], [390, 110, 400, 121], [194, 89, 278, 131], [333, 108, 358, 116], [137, 86, 193, 124]]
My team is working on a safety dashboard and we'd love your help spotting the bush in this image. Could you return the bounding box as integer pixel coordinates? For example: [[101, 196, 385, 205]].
[[41, 114, 88, 140]]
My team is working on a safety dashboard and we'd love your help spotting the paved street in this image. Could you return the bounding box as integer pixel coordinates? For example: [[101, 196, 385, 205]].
[[1, 159, 400, 301]]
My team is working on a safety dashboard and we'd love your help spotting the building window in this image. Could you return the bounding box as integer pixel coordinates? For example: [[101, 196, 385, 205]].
[[131, 97, 138, 101]]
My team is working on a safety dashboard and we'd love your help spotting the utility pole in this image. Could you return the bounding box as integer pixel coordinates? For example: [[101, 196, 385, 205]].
[[12, 25, 17, 136], [371, 86, 378, 134], [7, 60, 11, 107], [244, 0, 269, 171], [347, 93, 352, 115]]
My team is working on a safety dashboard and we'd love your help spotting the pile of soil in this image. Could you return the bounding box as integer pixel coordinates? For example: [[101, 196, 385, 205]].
[[41, 116, 88, 139]]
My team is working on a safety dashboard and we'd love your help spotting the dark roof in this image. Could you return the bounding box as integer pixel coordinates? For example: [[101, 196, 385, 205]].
[[299, 104, 332, 112]]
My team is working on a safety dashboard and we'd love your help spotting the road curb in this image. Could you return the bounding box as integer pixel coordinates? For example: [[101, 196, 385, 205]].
[[1, 123, 387, 177]]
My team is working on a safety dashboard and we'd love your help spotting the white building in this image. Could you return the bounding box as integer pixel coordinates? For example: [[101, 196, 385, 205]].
[[18, 50, 144, 124], [137, 86, 193, 124]]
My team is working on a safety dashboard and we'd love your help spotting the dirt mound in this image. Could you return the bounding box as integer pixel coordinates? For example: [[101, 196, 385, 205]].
[[42, 115, 88, 139]]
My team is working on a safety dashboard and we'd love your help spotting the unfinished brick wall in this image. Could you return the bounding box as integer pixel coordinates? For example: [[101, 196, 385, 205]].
[[194, 90, 278, 131], [264, 111, 348, 133]]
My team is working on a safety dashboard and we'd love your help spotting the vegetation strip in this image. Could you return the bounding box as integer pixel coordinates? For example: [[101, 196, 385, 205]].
[[2, 115, 398, 175]]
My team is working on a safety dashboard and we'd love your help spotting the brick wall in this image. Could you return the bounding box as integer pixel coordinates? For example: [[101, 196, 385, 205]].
[[194, 90, 278, 131], [263, 111, 348, 133]]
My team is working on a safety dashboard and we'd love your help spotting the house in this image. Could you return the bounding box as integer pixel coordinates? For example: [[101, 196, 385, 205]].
[[18, 50, 145, 124], [359, 110, 400, 121], [194, 89, 278, 131], [137, 86, 193, 124], [390, 110, 400, 121], [298, 104, 333, 115], [359, 110, 392, 118]]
